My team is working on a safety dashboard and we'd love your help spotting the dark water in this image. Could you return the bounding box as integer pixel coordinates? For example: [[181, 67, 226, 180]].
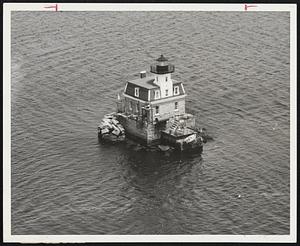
[[11, 11, 290, 234]]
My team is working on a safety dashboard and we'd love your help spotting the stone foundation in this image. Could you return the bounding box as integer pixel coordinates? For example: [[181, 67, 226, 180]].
[[117, 114, 166, 145], [116, 113, 196, 146]]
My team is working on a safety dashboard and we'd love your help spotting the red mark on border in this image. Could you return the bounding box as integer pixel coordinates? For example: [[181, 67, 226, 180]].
[[244, 4, 257, 11], [44, 4, 58, 12]]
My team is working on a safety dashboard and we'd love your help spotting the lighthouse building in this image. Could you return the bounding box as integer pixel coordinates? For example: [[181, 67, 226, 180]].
[[122, 55, 186, 123], [117, 55, 195, 144]]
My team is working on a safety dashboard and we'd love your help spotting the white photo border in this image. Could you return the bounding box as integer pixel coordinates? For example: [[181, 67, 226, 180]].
[[3, 3, 297, 243]]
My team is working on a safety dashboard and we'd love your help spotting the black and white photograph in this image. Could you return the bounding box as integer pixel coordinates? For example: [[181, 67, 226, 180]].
[[3, 2, 297, 243]]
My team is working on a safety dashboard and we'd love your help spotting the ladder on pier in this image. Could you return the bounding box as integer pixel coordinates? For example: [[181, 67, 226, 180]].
[[168, 118, 180, 131]]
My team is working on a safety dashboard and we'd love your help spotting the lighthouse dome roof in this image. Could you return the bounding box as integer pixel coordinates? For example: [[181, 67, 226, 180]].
[[156, 54, 168, 62]]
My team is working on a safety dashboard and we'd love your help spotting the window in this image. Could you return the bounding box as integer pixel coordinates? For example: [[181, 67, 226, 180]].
[[165, 89, 168, 97], [129, 101, 133, 110], [134, 87, 139, 97], [155, 106, 159, 114], [174, 86, 179, 95], [136, 103, 139, 113], [154, 90, 160, 99], [175, 102, 178, 110], [166, 77, 168, 82]]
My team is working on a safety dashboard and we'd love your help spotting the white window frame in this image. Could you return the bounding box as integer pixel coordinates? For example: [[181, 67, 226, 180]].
[[154, 90, 160, 99], [134, 87, 139, 97], [174, 86, 179, 95]]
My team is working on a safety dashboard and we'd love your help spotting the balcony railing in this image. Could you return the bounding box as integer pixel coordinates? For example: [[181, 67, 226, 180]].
[[153, 110, 181, 123]]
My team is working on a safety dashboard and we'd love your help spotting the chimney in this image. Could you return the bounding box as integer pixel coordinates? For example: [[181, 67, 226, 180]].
[[140, 71, 146, 78]]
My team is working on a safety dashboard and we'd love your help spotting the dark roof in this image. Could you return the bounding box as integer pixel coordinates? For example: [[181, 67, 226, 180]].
[[125, 78, 185, 101], [172, 79, 182, 85], [156, 54, 168, 62], [127, 76, 159, 89]]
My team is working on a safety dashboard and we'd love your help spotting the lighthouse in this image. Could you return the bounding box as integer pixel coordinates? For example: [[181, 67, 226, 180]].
[[115, 54, 196, 145], [120, 55, 186, 123]]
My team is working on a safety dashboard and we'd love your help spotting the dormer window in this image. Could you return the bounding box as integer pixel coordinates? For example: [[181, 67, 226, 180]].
[[174, 86, 179, 95], [154, 90, 160, 99], [134, 87, 139, 97]]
